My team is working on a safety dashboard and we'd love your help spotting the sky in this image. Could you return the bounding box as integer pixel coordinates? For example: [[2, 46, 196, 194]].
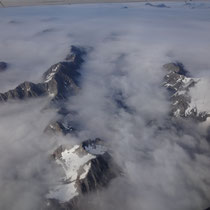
[[0, 1, 210, 210]]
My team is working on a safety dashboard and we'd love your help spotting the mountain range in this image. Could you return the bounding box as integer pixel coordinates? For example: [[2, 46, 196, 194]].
[[1, 45, 209, 210]]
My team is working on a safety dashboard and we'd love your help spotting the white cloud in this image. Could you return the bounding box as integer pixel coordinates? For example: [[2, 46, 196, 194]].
[[0, 2, 210, 210]]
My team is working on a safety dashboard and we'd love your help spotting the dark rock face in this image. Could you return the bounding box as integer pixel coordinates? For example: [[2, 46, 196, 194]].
[[0, 61, 8, 72], [65, 45, 86, 64], [79, 152, 116, 193], [0, 46, 86, 102], [43, 61, 81, 100], [163, 62, 209, 122], [44, 139, 119, 210]]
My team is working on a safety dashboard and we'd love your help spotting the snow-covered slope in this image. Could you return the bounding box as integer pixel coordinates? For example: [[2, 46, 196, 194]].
[[45, 139, 119, 209], [46, 144, 95, 203], [163, 62, 210, 122]]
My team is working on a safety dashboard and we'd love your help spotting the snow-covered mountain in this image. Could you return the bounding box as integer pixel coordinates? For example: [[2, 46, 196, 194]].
[[1, 44, 210, 210], [45, 139, 119, 210], [163, 62, 210, 122], [0, 45, 119, 210], [0, 46, 86, 102]]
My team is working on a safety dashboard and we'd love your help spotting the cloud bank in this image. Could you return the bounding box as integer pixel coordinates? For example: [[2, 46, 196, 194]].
[[0, 1, 210, 210]]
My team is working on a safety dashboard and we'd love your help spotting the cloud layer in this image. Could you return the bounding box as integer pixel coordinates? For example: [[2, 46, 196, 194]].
[[0, 2, 210, 210]]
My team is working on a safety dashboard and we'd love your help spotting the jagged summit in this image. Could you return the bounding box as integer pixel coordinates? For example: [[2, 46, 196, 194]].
[[0, 45, 118, 210], [0, 82, 47, 101], [43, 61, 81, 99], [0, 45, 86, 102]]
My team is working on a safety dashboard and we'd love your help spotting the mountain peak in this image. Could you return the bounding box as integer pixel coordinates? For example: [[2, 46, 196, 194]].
[[45, 139, 119, 210], [0, 46, 87, 102]]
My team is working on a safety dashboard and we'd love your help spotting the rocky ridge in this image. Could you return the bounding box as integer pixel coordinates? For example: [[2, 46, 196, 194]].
[[163, 62, 210, 122], [0, 46, 86, 102], [0, 45, 119, 209], [1, 46, 210, 210], [164, 62, 210, 210]]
